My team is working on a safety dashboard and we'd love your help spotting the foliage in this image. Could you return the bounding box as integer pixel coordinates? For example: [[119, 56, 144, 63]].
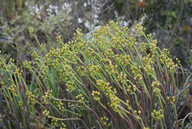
[[0, 21, 188, 129], [113, 0, 192, 69], [0, 0, 93, 63], [1, 0, 192, 69]]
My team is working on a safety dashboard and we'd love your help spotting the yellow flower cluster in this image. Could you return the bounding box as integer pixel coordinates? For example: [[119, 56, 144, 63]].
[[23, 60, 32, 69], [167, 96, 176, 103], [109, 93, 120, 111], [28, 27, 34, 35], [76, 93, 84, 103], [77, 65, 87, 76], [96, 79, 120, 111], [0, 57, 5, 68], [8, 84, 17, 95], [31, 51, 38, 61], [134, 110, 142, 120], [54, 100, 64, 110], [60, 122, 67, 129], [151, 109, 164, 121], [135, 23, 145, 35], [66, 80, 75, 92], [96, 79, 111, 93], [101, 116, 111, 127], [127, 85, 137, 94], [41, 90, 52, 104], [56, 35, 62, 43], [139, 42, 147, 52], [160, 49, 178, 72], [88, 64, 101, 78], [43, 110, 50, 117], [40, 65, 48, 78], [104, 61, 117, 75], [51, 118, 58, 126], [92, 91, 101, 101], [149, 40, 157, 54], [142, 54, 155, 76], [117, 72, 127, 84], [151, 80, 160, 91], [130, 64, 143, 83], [115, 54, 131, 66], [26, 91, 36, 105]]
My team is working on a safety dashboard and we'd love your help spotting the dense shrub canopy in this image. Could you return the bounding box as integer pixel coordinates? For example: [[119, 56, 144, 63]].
[[0, 0, 191, 128], [0, 21, 187, 129]]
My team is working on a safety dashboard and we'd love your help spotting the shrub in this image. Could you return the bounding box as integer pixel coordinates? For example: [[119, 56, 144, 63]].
[[0, 21, 187, 128]]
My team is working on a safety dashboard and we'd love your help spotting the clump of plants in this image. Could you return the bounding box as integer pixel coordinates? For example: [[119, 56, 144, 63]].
[[0, 21, 187, 128]]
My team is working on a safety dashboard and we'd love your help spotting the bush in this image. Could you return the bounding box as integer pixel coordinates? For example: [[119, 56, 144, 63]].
[[113, 0, 192, 69], [0, 21, 187, 128], [1, 0, 192, 70]]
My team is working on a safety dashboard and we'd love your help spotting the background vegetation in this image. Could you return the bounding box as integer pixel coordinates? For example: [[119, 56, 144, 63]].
[[0, 0, 192, 128]]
